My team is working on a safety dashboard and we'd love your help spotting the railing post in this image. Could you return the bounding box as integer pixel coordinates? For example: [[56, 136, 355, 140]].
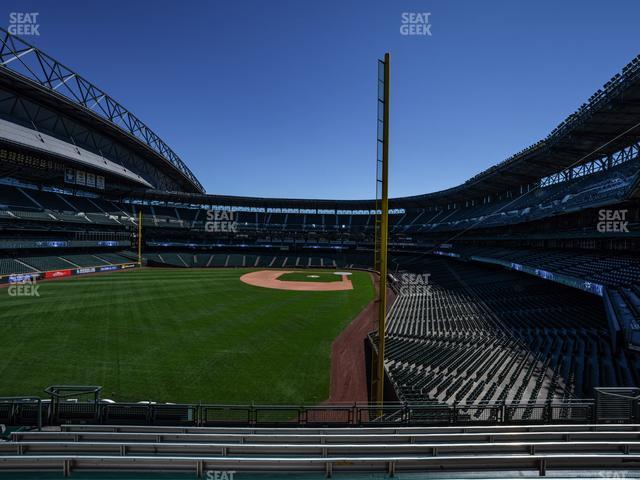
[[93, 401, 99, 426], [545, 402, 552, 424], [538, 458, 546, 476]]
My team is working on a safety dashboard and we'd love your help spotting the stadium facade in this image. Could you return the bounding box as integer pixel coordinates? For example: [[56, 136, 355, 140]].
[[1, 28, 640, 408]]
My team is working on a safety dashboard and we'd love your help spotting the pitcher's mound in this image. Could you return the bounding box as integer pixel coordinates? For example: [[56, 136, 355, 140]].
[[240, 270, 354, 291]]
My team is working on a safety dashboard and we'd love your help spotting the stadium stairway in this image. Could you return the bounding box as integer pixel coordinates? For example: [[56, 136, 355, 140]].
[[2, 423, 640, 477]]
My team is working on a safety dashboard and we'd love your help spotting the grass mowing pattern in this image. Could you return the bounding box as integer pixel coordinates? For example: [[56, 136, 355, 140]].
[[0, 268, 373, 404], [277, 271, 344, 282]]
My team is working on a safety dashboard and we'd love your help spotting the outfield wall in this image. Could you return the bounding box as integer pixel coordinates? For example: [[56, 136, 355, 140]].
[[1, 263, 139, 285]]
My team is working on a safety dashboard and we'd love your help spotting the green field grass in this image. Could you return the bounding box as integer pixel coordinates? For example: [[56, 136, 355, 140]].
[[0, 268, 373, 404], [277, 271, 344, 282]]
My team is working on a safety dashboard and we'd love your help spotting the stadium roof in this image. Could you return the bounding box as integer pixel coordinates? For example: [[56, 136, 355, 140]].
[[136, 52, 640, 210], [394, 52, 640, 207], [1, 27, 639, 208], [0, 28, 205, 194]]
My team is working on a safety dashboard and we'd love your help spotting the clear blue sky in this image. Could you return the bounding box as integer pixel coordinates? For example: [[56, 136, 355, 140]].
[[3, 0, 640, 199]]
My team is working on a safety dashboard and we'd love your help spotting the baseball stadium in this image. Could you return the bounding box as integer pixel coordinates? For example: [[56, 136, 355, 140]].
[[1, 4, 640, 479]]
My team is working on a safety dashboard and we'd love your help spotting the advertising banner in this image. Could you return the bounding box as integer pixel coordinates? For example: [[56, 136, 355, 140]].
[[8, 273, 40, 283], [76, 267, 96, 275], [44, 269, 72, 279]]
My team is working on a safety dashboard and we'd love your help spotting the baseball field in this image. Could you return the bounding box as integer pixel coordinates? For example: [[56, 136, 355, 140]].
[[0, 268, 374, 404]]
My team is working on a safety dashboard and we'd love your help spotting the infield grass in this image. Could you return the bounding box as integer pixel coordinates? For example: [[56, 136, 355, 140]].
[[277, 271, 344, 282], [0, 268, 373, 404]]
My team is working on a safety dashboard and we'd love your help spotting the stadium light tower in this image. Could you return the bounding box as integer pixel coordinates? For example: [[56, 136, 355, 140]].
[[373, 53, 390, 409]]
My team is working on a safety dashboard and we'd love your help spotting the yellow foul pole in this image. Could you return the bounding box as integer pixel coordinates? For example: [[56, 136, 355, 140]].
[[137, 210, 142, 267], [376, 52, 390, 409]]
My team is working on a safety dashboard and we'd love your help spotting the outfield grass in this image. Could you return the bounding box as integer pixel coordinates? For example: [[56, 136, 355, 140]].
[[0, 268, 373, 404], [277, 271, 344, 282]]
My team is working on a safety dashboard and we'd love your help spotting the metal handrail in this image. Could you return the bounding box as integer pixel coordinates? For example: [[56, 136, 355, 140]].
[[0, 397, 42, 430], [0, 398, 606, 429]]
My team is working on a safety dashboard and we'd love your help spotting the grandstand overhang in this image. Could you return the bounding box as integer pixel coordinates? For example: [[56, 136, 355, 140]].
[[0, 68, 200, 193], [0, 118, 153, 188], [0, 29, 204, 194], [393, 55, 640, 207], [132, 189, 380, 211]]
